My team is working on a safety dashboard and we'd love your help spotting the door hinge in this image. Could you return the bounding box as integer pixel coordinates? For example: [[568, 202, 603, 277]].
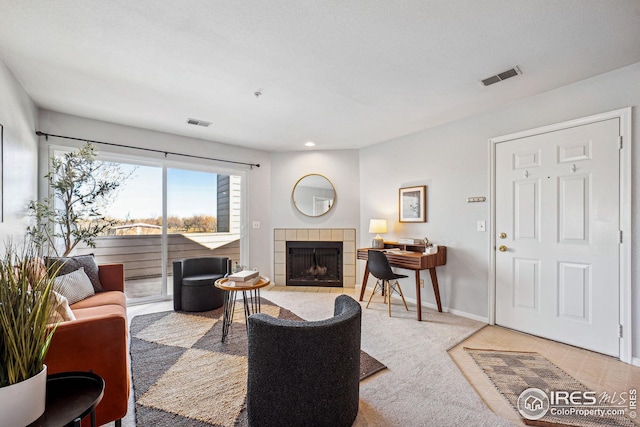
[[619, 324, 623, 338], [618, 136, 623, 149], [619, 230, 623, 244]]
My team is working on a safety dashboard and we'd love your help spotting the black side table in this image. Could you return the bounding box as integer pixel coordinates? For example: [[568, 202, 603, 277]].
[[28, 371, 105, 427]]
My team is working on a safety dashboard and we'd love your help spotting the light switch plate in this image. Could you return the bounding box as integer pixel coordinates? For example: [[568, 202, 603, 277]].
[[477, 220, 486, 232]]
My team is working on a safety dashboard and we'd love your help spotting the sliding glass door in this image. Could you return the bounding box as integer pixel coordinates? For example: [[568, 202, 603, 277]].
[[69, 150, 244, 304], [73, 160, 165, 301], [166, 168, 242, 295]]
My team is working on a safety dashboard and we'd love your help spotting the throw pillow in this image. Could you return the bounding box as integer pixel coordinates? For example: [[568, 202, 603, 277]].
[[47, 254, 103, 292], [54, 267, 96, 305], [48, 291, 76, 324]]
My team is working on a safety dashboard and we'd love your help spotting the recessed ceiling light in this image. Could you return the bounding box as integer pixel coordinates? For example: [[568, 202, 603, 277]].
[[305, 141, 316, 147]]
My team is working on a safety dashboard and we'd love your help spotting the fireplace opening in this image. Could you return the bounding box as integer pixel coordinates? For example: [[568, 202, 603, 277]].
[[286, 241, 343, 287]]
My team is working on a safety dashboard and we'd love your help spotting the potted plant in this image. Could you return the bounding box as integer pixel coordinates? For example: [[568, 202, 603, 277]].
[[0, 240, 58, 426]]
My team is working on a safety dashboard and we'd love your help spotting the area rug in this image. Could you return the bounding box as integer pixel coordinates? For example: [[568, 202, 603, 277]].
[[130, 298, 386, 426], [465, 348, 636, 427]]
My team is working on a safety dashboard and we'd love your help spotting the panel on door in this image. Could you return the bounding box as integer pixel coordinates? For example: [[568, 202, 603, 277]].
[[495, 118, 620, 356]]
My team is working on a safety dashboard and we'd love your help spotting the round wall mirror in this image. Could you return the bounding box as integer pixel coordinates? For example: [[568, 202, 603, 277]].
[[292, 174, 336, 217]]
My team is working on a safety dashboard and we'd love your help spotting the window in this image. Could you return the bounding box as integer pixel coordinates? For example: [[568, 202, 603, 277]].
[[65, 148, 245, 304]]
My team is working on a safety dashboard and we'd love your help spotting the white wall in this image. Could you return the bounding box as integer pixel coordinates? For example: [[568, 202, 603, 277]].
[[37, 111, 273, 274], [0, 61, 39, 242], [270, 150, 360, 230], [359, 61, 640, 360]]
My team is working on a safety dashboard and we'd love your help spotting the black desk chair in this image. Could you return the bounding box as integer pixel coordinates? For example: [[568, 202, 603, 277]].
[[366, 250, 409, 316]]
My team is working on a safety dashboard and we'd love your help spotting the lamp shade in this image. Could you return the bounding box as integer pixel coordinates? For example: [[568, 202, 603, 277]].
[[368, 219, 388, 234]]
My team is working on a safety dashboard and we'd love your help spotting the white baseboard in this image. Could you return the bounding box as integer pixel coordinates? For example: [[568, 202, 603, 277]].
[[392, 295, 489, 323], [632, 357, 640, 367], [446, 307, 489, 323]]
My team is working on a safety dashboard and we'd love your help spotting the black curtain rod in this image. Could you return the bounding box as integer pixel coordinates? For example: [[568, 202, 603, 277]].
[[35, 131, 260, 168]]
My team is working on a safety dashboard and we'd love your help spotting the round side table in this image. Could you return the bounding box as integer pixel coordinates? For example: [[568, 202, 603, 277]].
[[215, 276, 271, 342], [28, 371, 104, 427]]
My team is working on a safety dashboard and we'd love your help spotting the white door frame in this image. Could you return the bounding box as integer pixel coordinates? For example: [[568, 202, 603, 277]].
[[488, 107, 632, 364]]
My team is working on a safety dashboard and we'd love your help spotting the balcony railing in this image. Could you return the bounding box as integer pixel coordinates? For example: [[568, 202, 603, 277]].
[[74, 233, 240, 300]]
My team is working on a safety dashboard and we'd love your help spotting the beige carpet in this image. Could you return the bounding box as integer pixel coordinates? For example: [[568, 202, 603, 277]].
[[466, 348, 636, 427]]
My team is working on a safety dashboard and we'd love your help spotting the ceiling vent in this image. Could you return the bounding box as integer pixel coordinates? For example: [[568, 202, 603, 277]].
[[186, 118, 212, 127], [480, 66, 522, 86]]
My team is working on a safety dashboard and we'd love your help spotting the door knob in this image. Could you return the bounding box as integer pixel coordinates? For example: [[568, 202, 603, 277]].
[[499, 232, 507, 239], [498, 245, 507, 252]]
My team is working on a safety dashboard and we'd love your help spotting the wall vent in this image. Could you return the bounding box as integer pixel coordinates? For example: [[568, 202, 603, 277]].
[[186, 118, 212, 127], [480, 66, 522, 86]]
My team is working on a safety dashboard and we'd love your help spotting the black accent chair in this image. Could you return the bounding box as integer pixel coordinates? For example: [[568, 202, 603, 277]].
[[366, 250, 409, 316], [173, 257, 231, 312], [246, 295, 362, 427]]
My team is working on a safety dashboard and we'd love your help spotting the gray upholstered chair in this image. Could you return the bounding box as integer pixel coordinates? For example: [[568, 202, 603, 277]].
[[246, 294, 361, 427], [172, 257, 231, 312]]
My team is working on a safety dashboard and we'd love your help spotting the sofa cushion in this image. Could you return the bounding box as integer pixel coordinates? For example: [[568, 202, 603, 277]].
[[70, 290, 127, 310], [48, 254, 103, 292], [183, 273, 225, 286], [71, 303, 127, 321], [54, 267, 96, 305]]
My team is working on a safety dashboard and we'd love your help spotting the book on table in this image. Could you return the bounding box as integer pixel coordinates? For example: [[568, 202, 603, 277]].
[[228, 270, 259, 282], [227, 276, 261, 287]]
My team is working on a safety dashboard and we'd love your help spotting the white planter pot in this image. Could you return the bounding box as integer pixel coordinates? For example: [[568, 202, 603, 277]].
[[0, 364, 47, 427]]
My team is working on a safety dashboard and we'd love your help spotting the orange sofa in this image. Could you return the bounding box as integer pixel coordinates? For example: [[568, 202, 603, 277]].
[[45, 263, 129, 427]]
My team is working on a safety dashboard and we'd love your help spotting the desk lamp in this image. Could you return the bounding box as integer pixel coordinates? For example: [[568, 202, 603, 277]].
[[369, 219, 387, 249]]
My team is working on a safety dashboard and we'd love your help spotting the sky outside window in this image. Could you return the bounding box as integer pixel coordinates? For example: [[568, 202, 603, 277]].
[[104, 164, 217, 220], [167, 168, 218, 218]]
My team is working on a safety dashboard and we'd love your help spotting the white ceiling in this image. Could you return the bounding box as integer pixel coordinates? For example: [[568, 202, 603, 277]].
[[1, 1, 640, 152]]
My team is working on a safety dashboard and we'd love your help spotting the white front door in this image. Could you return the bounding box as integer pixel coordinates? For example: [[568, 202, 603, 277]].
[[495, 118, 620, 356]]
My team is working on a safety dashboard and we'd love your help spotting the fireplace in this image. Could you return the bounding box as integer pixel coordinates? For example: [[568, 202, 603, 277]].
[[286, 241, 343, 287], [274, 228, 355, 288]]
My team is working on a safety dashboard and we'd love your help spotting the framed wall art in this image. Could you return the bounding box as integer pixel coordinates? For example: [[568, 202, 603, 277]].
[[399, 185, 426, 223]]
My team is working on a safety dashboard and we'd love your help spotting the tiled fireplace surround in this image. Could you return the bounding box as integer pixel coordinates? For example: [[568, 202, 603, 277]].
[[274, 228, 356, 287]]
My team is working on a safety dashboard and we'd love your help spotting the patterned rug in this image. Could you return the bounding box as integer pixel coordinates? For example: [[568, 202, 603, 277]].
[[465, 348, 636, 427], [130, 298, 386, 426]]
